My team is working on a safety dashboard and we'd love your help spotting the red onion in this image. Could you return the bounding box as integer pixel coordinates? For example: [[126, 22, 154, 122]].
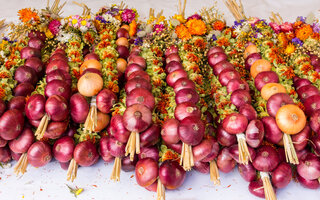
[[310, 110, 320, 132], [229, 144, 256, 163], [165, 53, 181, 64], [135, 158, 159, 187], [311, 134, 320, 156], [49, 53, 68, 63], [222, 113, 248, 134], [297, 153, 320, 180], [174, 102, 201, 121], [200, 137, 220, 162], [218, 68, 240, 86], [161, 119, 180, 145], [178, 116, 205, 146], [271, 162, 292, 188], [128, 56, 146, 69], [123, 104, 152, 132], [238, 163, 256, 182], [81, 68, 102, 78], [121, 155, 138, 172], [245, 119, 264, 148], [304, 95, 320, 116], [45, 95, 69, 122], [14, 83, 34, 97], [230, 89, 251, 108], [0, 109, 24, 140], [166, 69, 188, 87], [84, 52, 99, 61], [0, 147, 11, 163], [25, 57, 44, 76], [192, 138, 214, 162], [204, 111, 214, 124], [292, 125, 310, 151], [138, 146, 159, 161], [294, 78, 312, 90], [254, 71, 279, 91], [9, 128, 34, 153], [217, 125, 237, 146], [74, 141, 98, 167], [116, 28, 129, 38], [208, 52, 227, 67], [15, 66, 38, 85], [173, 78, 196, 93], [212, 60, 234, 76], [46, 69, 69, 84], [217, 148, 236, 173], [45, 80, 71, 100], [227, 79, 249, 93], [116, 45, 129, 59], [262, 116, 283, 144], [110, 114, 130, 143], [248, 180, 266, 198], [126, 88, 155, 110], [99, 136, 114, 163], [140, 124, 160, 148], [125, 77, 151, 94], [124, 63, 143, 80], [20, 47, 41, 59], [8, 96, 26, 112], [29, 119, 41, 127], [128, 71, 151, 82], [166, 142, 182, 154], [245, 53, 262, 70], [207, 46, 224, 57], [165, 61, 183, 74], [44, 121, 68, 139], [310, 54, 320, 67], [28, 31, 46, 41], [107, 137, 126, 157], [297, 85, 320, 102], [239, 104, 257, 122], [27, 141, 52, 167], [46, 60, 69, 74], [63, 126, 76, 138], [297, 173, 320, 189], [266, 93, 294, 117], [96, 89, 117, 113], [159, 160, 186, 189], [70, 93, 89, 123], [252, 145, 280, 172], [25, 94, 46, 120], [194, 161, 210, 174], [175, 88, 199, 104], [11, 150, 22, 161], [53, 136, 75, 163], [165, 45, 179, 57], [28, 38, 44, 50], [0, 137, 7, 148]]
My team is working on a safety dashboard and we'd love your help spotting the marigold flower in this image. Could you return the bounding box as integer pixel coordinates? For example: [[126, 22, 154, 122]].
[[295, 24, 313, 41], [175, 24, 191, 41], [17, 8, 39, 23], [285, 43, 295, 54], [212, 20, 226, 31], [186, 19, 207, 35]]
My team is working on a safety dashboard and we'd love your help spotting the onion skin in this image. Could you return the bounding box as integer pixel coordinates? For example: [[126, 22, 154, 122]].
[[222, 113, 248, 134], [174, 102, 201, 121], [311, 134, 320, 156], [125, 77, 152, 94], [44, 121, 68, 139], [218, 68, 240, 86], [123, 104, 152, 132], [11, 150, 22, 161], [53, 136, 75, 163], [161, 119, 180, 145], [217, 125, 237, 146], [135, 158, 159, 187], [166, 142, 182, 154], [78, 73, 103, 97], [166, 53, 181, 64], [245, 120, 264, 148], [292, 125, 310, 151], [117, 28, 129, 39], [74, 141, 98, 167], [107, 137, 126, 157], [266, 93, 294, 117], [116, 45, 129, 59], [208, 52, 227, 67], [238, 163, 256, 182], [297, 173, 320, 189], [27, 141, 52, 167], [297, 85, 320, 102], [96, 89, 117, 114], [28, 38, 44, 50], [217, 148, 236, 173], [124, 63, 143, 80], [84, 52, 99, 61], [254, 71, 279, 91], [252, 145, 280, 172], [81, 68, 102, 77], [230, 90, 252, 108], [45, 95, 69, 122], [245, 53, 262, 70], [128, 71, 151, 82], [165, 45, 179, 57], [239, 104, 257, 122], [227, 79, 249, 93], [194, 161, 210, 174], [126, 88, 155, 110], [0, 137, 7, 148], [248, 180, 266, 198], [99, 136, 114, 163], [229, 144, 256, 163], [122, 155, 138, 172], [140, 124, 160, 148], [178, 116, 205, 146], [49, 53, 68, 63], [110, 114, 130, 143], [15, 66, 38, 85], [165, 61, 183, 74], [25, 57, 44, 77], [192, 138, 214, 162], [25, 94, 46, 120], [8, 96, 26, 112], [9, 128, 34, 153], [70, 93, 89, 123], [94, 112, 110, 132], [0, 147, 11, 163], [166, 69, 188, 87], [46, 60, 69, 74], [297, 153, 320, 180], [159, 160, 186, 190], [262, 116, 283, 144], [304, 95, 320, 116], [14, 83, 34, 97], [0, 109, 24, 140], [212, 60, 234, 76], [294, 78, 312, 90], [138, 146, 159, 161], [175, 88, 199, 105], [128, 56, 146, 69], [46, 69, 67, 84], [20, 47, 41, 59], [271, 162, 292, 189], [207, 46, 224, 57], [310, 110, 320, 132], [201, 137, 220, 162], [45, 80, 71, 100]]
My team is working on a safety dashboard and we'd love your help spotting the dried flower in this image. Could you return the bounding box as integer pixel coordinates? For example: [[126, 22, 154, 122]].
[[48, 19, 61, 35], [121, 9, 135, 23], [212, 20, 226, 31], [186, 19, 207, 35], [295, 24, 313, 41]]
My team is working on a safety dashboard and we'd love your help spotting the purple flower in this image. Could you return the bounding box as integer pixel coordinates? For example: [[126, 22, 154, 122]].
[[153, 24, 165, 33], [233, 19, 245, 28], [48, 19, 61, 35], [292, 37, 303, 46], [121, 9, 135, 23], [297, 16, 306, 22], [187, 14, 202, 21], [134, 37, 143, 45], [95, 15, 107, 23], [212, 34, 217, 41], [312, 23, 320, 33]]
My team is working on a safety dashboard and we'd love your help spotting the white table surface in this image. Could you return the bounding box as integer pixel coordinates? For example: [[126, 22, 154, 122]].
[[0, 0, 320, 200]]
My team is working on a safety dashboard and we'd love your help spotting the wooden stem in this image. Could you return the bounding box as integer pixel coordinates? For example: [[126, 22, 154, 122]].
[[13, 153, 28, 175], [180, 143, 194, 171], [110, 157, 121, 182], [125, 131, 138, 161], [236, 133, 251, 165], [260, 172, 277, 200], [157, 178, 165, 200], [283, 133, 299, 165], [67, 159, 78, 182], [35, 114, 49, 140], [210, 160, 221, 186], [84, 96, 97, 133]]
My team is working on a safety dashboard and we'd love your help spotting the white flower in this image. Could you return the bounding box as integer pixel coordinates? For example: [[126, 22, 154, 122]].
[[137, 31, 146, 38], [145, 24, 153, 33], [170, 19, 180, 27], [57, 31, 73, 43], [0, 51, 4, 57], [80, 26, 88, 33], [171, 32, 177, 39], [212, 30, 221, 37]]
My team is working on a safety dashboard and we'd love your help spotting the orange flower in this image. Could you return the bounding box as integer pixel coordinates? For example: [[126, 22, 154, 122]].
[[212, 20, 226, 31], [194, 38, 206, 49], [175, 24, 191, 41], [216, 37, 230, 47], [301, 63, 313, 75], [293, 21, 303, 29], [153, 59, 160, 65], [84, 32, 95, 45], [0, 72, 9, 78], [183, 44, 192, 51], [153, 78, 162, 87], [186, 53, 199, 62], [296, 24, 313, 41], [186, 19, 207, 35], [277, 32, 288, 47], [98, 40, 111, 49], [286, 32, 295, 41], [0, 85, 5, 100], [17, 8, 39, 23], [297, 102, 305, 111], [312, 72, 320, 82], [162, 150, 180, 162], [107, 81, 119, 93], [129, 20, 137, 37], [72, 69, 80, 80], [70, 41, 81, 48]]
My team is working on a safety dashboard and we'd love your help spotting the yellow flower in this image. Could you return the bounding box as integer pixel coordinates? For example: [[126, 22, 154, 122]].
[[175, 24, 191, 41], [72, 19, 78, 25], [285, 43, 295, 54], [45, 29, 54, 39], [186, 19, 207, 35], [173, 14, 185, 23], [81, 20, 87, 26]]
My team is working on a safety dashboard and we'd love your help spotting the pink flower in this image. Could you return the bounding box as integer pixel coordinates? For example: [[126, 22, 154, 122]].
[[269, 22, 281, 33], [187, 14, 202, 21], [153, 24, 165, 33], [248, 17, 259, 25], [280, 22, 293, 33], [48, 19, 61, 35], [121, 9, 135, 23]]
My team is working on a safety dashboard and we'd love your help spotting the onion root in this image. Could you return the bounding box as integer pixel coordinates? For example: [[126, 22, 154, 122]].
[[84, 96, 97, 133], [283, 133, 299, 164], [157, 178, 165, 200], [125, 131, 140, 161], [67, 158, 78, 182], [14, 153, 28, 175], [260, 172, 277, 200], [237, 133, 252, 165], [110, 157, 121, 181], [35, 114, 49, 140], [210, 160, 221, 186], [180, 142, 194, 171]]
